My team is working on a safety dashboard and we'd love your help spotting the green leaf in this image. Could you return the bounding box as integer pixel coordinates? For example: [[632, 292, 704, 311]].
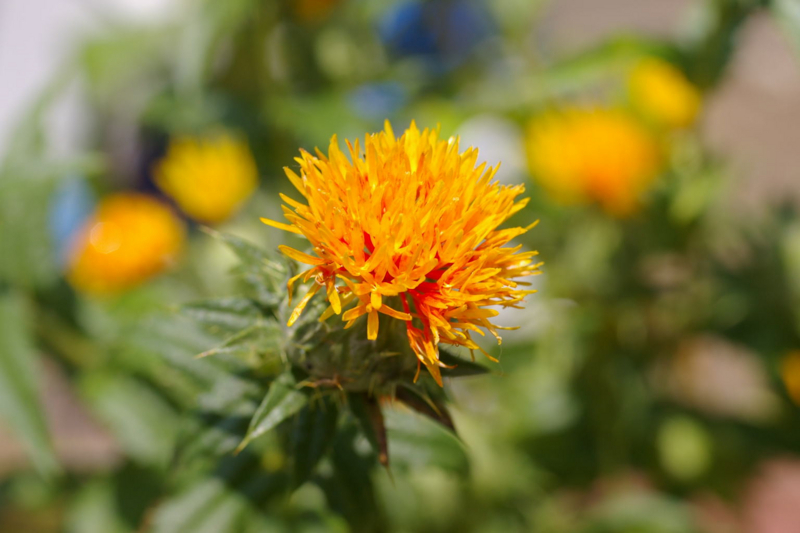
[[0, 290, 59, 475], [178, 378, 261, 461], [346, 393, 388, 467], [774, 0, 800, 55], [152, 452, 289, 533], [395, 386, 455, 433], [438, 349, 491, 378], [123, 316, 247, 392], [195, 320, 283, 370], [384, 408, 469, 475], [238, 372, 307, 451], [290, 397, 340, 488], [684, 0, 760, 89], [203, 229, 288, 308], [316, 425, 386, 532], [0, 173, 61, 289], [65, 479, 129, 533], [80, 372, 180, 466], [150, 478, 241, 533]]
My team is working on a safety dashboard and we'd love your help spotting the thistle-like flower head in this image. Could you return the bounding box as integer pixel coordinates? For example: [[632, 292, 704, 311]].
[[263, 121, 541, 385]]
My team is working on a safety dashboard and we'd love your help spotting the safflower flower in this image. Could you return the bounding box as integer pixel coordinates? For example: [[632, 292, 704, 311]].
[[263, 121, 541, 384]]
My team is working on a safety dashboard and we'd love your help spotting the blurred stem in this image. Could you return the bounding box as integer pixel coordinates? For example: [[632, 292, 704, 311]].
[[34, 306, 102, 370], [686, 0, 766, 90]]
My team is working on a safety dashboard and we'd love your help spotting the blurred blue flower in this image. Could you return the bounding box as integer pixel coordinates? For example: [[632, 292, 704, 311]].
[[380, 2, 438, 57], [379, 0, 494, 71], [49, 177, 95, 268], [349, 82, 408, 120]]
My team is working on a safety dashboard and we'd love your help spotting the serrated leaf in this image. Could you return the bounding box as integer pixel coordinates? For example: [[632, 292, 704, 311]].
[[179, 379, 261, 461], [438, 349, 491, 378], [237, 372, 308, 451], [120, 315, 253, 399], [0, 290, 59, 475], [290, 397, 340, 488], [203, 229, 287, 307], [180, 298, 263, 334], [195, 320, 282, 369]]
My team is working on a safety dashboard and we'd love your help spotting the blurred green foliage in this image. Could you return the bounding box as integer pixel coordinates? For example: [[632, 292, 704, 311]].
[[3, 0, 800, 532]]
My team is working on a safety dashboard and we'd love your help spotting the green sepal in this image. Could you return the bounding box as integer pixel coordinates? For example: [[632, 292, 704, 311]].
[[347, 392, 389, 467], [395, 385, 455, 434], [237, 371, 308, 452], [438, 349, 492, 378]]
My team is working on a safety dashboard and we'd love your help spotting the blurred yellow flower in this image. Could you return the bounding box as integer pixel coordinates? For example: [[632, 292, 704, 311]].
[[67, 194, 185, 294], [781, 351, 800, 405], [262, 121, 541, 385], [628, 58, 701, 129], [155, 133, 258, 224], [525, 107, 661, 216]]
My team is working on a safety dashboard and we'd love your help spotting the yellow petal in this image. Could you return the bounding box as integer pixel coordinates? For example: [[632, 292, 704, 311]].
[[278, 245, 325, 265], [260, 217, 301, 234], [367, 309, 379, 340], [378, 305, 412, 321], [370, 291, 382, 311], [342, 304, 368, 322], [287, 282, 321, 326], [327, 279, 341, 314]]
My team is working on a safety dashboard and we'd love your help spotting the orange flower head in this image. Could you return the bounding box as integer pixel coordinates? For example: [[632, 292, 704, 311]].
[[67, 193, 185, 294], [263, 121, 541, 385], [525, 107, 661, 216], [155, 133, 258, 224]]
